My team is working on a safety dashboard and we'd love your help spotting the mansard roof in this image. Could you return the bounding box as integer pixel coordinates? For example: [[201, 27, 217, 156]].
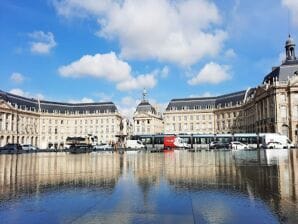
[[135, 100, 157, 114], [166, 90, 246, 111], [263, 36, 298, 83], [0, 90, 118, 114], [263, 61, 298, 83]]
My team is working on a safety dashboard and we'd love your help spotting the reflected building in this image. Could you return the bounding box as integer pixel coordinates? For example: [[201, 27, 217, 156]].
[[0, 151, 296, 222], [122, 150, 298, 221], [0, 153, 121, 199]]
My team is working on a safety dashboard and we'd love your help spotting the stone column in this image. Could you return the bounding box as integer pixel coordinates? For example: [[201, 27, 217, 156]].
[[0, 113, 5, 131], [5, 113, 8, 131], [8, 113, 12, 132]]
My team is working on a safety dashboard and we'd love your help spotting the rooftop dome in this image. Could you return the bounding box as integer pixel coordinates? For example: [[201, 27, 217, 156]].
[[135, 100, 157, 114]]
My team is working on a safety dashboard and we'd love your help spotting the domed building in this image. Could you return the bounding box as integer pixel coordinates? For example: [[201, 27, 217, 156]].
[[133, 90, 163, 135], [164, 35, 298, 145]]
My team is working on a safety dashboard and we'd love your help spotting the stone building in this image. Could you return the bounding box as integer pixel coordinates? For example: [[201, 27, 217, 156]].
[[0, 91, 122, 148], [1, 36, 297, 147], [242, 35, 298, 143], [133, 90, 163, 135], [164, 91, 245, 135], [164, 36, 298, 145]]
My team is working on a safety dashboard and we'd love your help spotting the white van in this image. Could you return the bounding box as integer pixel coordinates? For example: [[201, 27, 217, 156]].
[[126, 140, 145, 149], [261, 133, 294, 149]]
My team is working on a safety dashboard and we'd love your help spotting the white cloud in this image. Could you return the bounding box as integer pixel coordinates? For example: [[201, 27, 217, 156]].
[[121, 96, 137, 107], [10, 72, 24, 84], [53, 0, 227, 66], [9, 88, 45, 99], [160, 66, 169, 78], [94, 92, 114, 102], [68, 97, 94, 103], [59, 52, 158, 91], [29, 31, 57, 54], [116, 73, 157, 91], [282, 0, 298, 26], [53, 0, 115, 17], [224, 49, 236, 58], [188, 62, 231, 85], [59, 52, 131, 82], [117, 96, 139, 118], [189, 92, 214, 98]]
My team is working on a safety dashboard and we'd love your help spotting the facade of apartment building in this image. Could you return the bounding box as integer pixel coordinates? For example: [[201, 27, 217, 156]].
[[1, 36, 297, 147], [0, 91, 122, 148], [164, 36, 298, 144]]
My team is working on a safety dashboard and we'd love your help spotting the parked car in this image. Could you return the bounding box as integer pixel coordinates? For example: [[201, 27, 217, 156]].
[[266, 141, 287, 149], [209, 141, 230, 149], [93, 143, 112, 151], [22, 144, 38, 151], [230, 141, 249, 150], [0, 144, 23, 153]]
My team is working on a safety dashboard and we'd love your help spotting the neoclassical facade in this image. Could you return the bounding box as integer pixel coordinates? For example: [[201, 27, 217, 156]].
[[164, 91, 245, 135], [1, 36, 297, 147], [133, 90, 163, 135], [242, 36, 298, 142], [164, 36, 298, 144], [0, 91, 122, 148]]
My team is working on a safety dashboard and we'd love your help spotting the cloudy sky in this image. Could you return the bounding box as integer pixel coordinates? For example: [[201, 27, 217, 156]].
[[0, 0, 298, 117]]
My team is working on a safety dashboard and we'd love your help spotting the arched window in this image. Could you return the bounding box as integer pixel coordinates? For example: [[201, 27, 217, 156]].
[[282, 124, 289, 137]]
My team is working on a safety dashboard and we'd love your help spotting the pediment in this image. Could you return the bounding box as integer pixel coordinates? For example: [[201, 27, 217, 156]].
[[0, 101, 13, 110]]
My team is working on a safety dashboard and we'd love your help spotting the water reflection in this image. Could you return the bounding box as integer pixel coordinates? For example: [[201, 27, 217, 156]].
[[0, 150, 297, 223]]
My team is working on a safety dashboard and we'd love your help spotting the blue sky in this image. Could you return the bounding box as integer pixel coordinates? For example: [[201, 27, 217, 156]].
[[0, 0, 298, 117]]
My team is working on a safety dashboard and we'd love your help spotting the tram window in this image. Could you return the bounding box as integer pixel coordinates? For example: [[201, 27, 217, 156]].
[[154, 137, 164, 144], [141, 137, 152, 144], [194, 137, 200, 144], [201, 138, 206, 144]]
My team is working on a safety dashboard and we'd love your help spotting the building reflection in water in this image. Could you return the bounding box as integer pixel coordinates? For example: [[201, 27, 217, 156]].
[[0, 153, 121, 200], [0, 150, 297, 223]]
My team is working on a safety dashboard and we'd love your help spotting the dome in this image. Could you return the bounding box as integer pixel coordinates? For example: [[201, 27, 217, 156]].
[[135, 100, 157, 114]]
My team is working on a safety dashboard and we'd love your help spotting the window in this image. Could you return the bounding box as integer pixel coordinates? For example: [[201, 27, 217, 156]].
[[281, 93, 286, 102], [294, 105, 298, 118], [147, 120, 150, 124], [281, 106, 287, 119]]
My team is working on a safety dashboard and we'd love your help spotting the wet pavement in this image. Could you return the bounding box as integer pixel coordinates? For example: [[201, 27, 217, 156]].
[[0, 149, 297, 223]]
